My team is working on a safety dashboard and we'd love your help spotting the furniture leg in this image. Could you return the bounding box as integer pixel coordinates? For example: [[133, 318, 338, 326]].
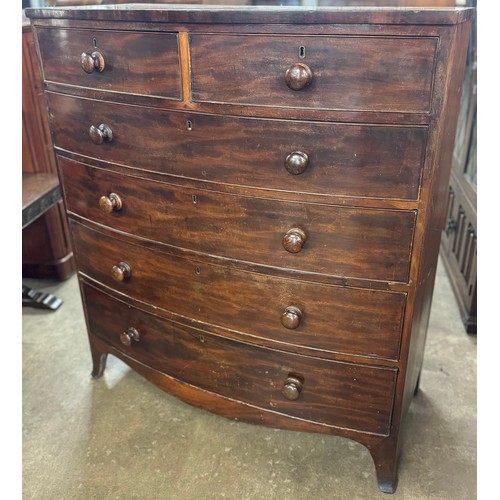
[[89, 338, 108, 379], [367, 437, 400, 494]]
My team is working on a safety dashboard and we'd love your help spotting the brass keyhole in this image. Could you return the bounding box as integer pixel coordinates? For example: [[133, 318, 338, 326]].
[[93, 37, 98, 48], [299, 46, 306, 59]]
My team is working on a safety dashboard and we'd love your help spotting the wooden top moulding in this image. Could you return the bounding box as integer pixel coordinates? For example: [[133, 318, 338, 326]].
[[25, 4, 474, 25]]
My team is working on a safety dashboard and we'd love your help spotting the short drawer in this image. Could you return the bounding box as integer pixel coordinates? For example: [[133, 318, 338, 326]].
[[35, 27, 181, 99], [49, 93, 427, 201], [189, 34, 437, 113], [82, 282, 397, 436], [62, 159, 415, 282], [73, 222, 406, 361]]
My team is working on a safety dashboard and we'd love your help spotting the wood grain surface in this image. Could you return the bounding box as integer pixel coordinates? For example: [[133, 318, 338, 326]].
[[26, 5, 474, 26], [25, 5, 473, 494], [82, 281, 397, 436], [190, 34, 437, 113], [49, 93, 428, 200], [62, 159, 416, 282], [72, 221, 406, 360], [36, 27, 181, 99]]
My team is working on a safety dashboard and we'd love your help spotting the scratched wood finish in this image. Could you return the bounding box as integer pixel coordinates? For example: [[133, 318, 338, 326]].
[[26, 6, 473, 25], [63, 160, 416, 282], [190, 34, 437, 113], [26, 5, 474, 494], [72, 222, 406, 360], [36, 27, 181, 99], [49, 93, 427, 200], [82, 281, 397, 435]]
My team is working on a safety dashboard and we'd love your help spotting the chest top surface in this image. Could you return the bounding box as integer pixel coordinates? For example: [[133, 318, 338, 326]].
[[26, 4, 473, 25]]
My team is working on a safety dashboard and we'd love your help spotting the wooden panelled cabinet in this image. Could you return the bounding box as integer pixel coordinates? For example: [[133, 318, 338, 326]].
[[440, 0, 477, 334], [26, 5, 472, 493]]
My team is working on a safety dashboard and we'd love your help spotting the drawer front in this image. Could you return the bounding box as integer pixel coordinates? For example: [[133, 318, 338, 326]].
[[36, 28, 181, 99], [72, 222, 405, 360], [62, 159, 415, 282], [82, 282, 397, 435], [49, 93, 426, 200], [190, 34, 437, 113]]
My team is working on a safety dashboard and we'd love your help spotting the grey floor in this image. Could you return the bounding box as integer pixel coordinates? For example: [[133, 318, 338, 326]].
[[22, 259, 476, 499]]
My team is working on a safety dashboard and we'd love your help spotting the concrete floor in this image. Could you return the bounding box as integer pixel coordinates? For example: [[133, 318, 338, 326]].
[[22, 259, 476, 499]]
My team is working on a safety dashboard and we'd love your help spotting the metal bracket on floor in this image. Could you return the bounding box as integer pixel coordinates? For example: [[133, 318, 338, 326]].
[[22, 285, 63, 311]]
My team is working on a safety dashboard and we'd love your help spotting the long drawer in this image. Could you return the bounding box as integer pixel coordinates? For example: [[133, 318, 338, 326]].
[[189, 34, 437, 113], [62, 159, 415, 282], [36, 27, 181, 99], [49, 93, 427, 200], [73, 222, 406, 361], [82, 281, 397, 436]]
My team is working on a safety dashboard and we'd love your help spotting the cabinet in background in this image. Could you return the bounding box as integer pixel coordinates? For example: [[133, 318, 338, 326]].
[[22, 18, 74, 280], [440, 0, 476, 334]]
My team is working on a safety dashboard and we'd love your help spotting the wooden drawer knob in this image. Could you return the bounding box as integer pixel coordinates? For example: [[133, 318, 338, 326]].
[[285, 63, 313, 91], [111, 262, 131, 282], [89, 124, 113, 145], [120, 327, 140, 346], [281, 306, 303, 329], [282, 227, 307, 253], [285, 151, 309, 175], [99, 193, 122, 214], [282, 376, 303, 401], [81, 51, 105, 73]]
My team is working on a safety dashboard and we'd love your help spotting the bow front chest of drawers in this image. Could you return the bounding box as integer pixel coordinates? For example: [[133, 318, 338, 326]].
[[26, 5, 472, 493]]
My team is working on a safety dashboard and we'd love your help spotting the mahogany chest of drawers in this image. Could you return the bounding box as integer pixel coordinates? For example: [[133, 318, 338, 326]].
[[26, 4, 472, 493]]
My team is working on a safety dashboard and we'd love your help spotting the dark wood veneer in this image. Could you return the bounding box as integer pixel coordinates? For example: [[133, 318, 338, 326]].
[[72, 221, 406, 361], [82, 281, 397, 436], [27, 5, 473, 494], [49, 93, 428, 200], [62, 158, 416, 282], [190, 34, 437, 113], [36, 27, 181, 99], [26, 5, 473, 26]]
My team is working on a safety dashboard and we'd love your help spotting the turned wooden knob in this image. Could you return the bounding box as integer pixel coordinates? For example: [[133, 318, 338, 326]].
[[120, 327, 140, 346], [99, 193, 122, 214], [89, 124, 113, 145], [111, 262, 131, 282], [281, 306, 303, 329], [282, 227, 307, 253], [81, 51, 105, 73], [282, 376, 303, 401], [285, 63, 313, 91], [285, 151, 309, 175]]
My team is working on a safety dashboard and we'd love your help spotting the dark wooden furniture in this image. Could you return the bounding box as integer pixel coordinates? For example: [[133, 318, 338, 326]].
[[22, 18, 75, 280], [440, 0, 477, 334], [26, 5, 472, 493], [22, 172, 64, 310], [22, 173, 61, 230]]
